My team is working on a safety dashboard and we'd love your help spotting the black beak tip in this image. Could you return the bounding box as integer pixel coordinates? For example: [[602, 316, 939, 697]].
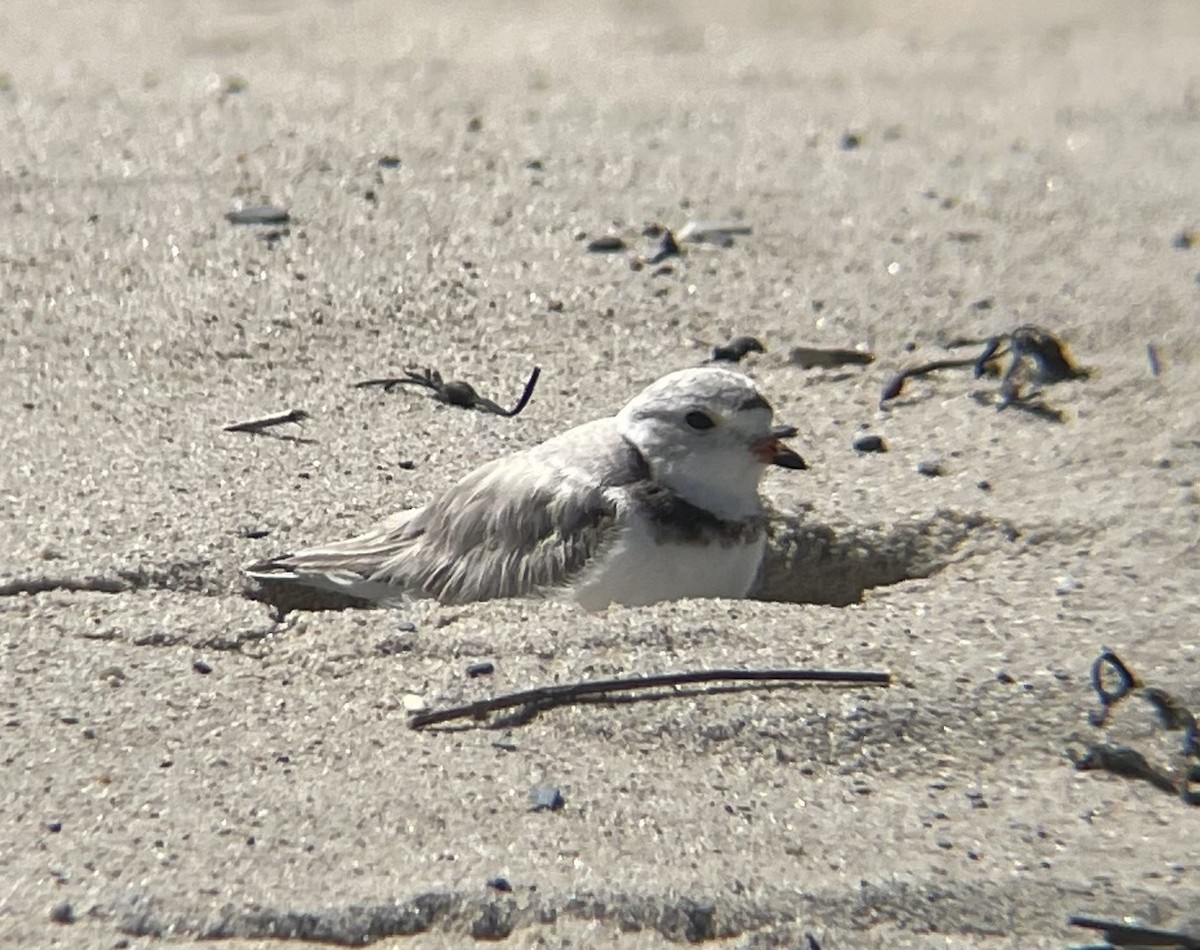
[[773, 448, 808, 470]]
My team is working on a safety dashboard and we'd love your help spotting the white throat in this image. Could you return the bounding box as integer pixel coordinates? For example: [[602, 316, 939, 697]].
[[648, 453, 765, 521]]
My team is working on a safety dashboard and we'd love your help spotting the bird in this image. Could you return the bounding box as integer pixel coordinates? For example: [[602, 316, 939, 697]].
[[243, 367, 806, 614]]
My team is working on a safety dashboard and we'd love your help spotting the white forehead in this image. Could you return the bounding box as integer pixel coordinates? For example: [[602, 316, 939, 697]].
[[623, 368, 771, 416]]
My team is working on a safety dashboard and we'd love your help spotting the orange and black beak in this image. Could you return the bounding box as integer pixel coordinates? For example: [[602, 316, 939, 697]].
[[753, 425, 807, 470]]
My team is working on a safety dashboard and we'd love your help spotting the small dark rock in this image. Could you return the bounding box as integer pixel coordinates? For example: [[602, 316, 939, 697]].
[[378, 155, 402, 169], [916, 459, 943, 477], [466, 116, 483, 132], [711, 336, 765, 363], [970, 298, 994, 310], [239, 527, 271, 539], [587, 235, 626, 253], [1172, 229, 1197, 249], [965, 788, 988, 809], [376, 635, 415, 657], [524, 159, 544, 171], [192, 659, 213, 675], [977, 479, 992, 492], [46, 820, 62, 833], [852, 434, 887, 453], [840, 132, 862, 150], [49, 901, 75, 924], [225, 205, 290, 226], [466, 661, 495, 678], [530, 785, 565, 812], [996, 670, 1015, 684], [487, 876, 513, 892]]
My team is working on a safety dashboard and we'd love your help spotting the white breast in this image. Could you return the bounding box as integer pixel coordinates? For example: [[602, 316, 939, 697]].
[[569, 516, 765, 611]]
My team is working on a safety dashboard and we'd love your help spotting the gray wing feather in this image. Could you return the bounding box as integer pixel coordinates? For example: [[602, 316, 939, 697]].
[[244, 418, 637, 607]]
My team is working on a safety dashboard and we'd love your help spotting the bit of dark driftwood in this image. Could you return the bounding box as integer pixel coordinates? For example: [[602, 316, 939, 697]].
[[789, 346, 875, 370], [223, 409, 310, 434], [1068, 914, 1200, 949], [645, 228, 681, 265], [708, 336, 765, 363], [1074, 647, 1200, 805], [225, 205, 290, 226], [409, 666, 891, 729], [353, 366, 541, 417], [881, 324, 1088, 413]]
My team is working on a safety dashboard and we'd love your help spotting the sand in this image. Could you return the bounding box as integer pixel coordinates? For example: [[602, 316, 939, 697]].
[[2, 1, 1199, 946]]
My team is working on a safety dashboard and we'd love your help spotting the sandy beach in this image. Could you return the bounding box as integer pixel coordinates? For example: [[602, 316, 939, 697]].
[[2, 1, 1199, 946]]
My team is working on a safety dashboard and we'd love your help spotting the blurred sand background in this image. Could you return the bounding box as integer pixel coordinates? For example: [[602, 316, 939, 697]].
[[2, 0, 1200, 946]]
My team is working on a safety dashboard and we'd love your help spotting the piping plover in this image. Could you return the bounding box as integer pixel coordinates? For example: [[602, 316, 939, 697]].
[[244, 367, 805, 613]]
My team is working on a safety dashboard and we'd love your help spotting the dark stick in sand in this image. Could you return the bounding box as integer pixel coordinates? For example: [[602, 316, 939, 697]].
[[409, 666, 891, 729], [354, 366, 541, 417], [223, 409, 311, 434]]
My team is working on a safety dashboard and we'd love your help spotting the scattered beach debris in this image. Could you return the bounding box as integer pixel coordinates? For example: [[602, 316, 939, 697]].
[[529, 786, 565, 812], [408, 666, 890, 729], [852, 434, 887, 454], [709, 336, 765, 364], [1171, 229, 1197, 250], [1067, 914, 1200, 949], [586, 235, 626, 253], [1069, 648, 1199, 806], [225, 204, 290, 226], [353, 366, 541, 418], [788, 345, 875, 370], [881, 324, 1087, 418], [1147, 343, 1162, 377], [646, 227, 681, 265], [223, 409, 310, 435], [676, 220, 752, 247]]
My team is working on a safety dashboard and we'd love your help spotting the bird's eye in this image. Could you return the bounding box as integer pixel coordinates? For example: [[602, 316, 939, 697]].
[[685, 410, 716, 431]]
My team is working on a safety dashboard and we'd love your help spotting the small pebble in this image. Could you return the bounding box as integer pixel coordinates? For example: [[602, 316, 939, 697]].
[[487, 877, 513, 892], [49, 902, 75, 925], [852, 434, 887, 453], [192, 659, 213, 675], [711, 336, 765, 363], [1171, 229, 1196, 250], [996, 670, 1015, 684], [466, 661, 495, 678], [225, 205, 290, 226], [402, 694, 429, 714], [916, 459, 943, 477], [587, 236, 626, 253], [530, 785, 565, 812], [840, 131, 862, 150], [46, 821, 62, 833], [378, 155, 402, 169]]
